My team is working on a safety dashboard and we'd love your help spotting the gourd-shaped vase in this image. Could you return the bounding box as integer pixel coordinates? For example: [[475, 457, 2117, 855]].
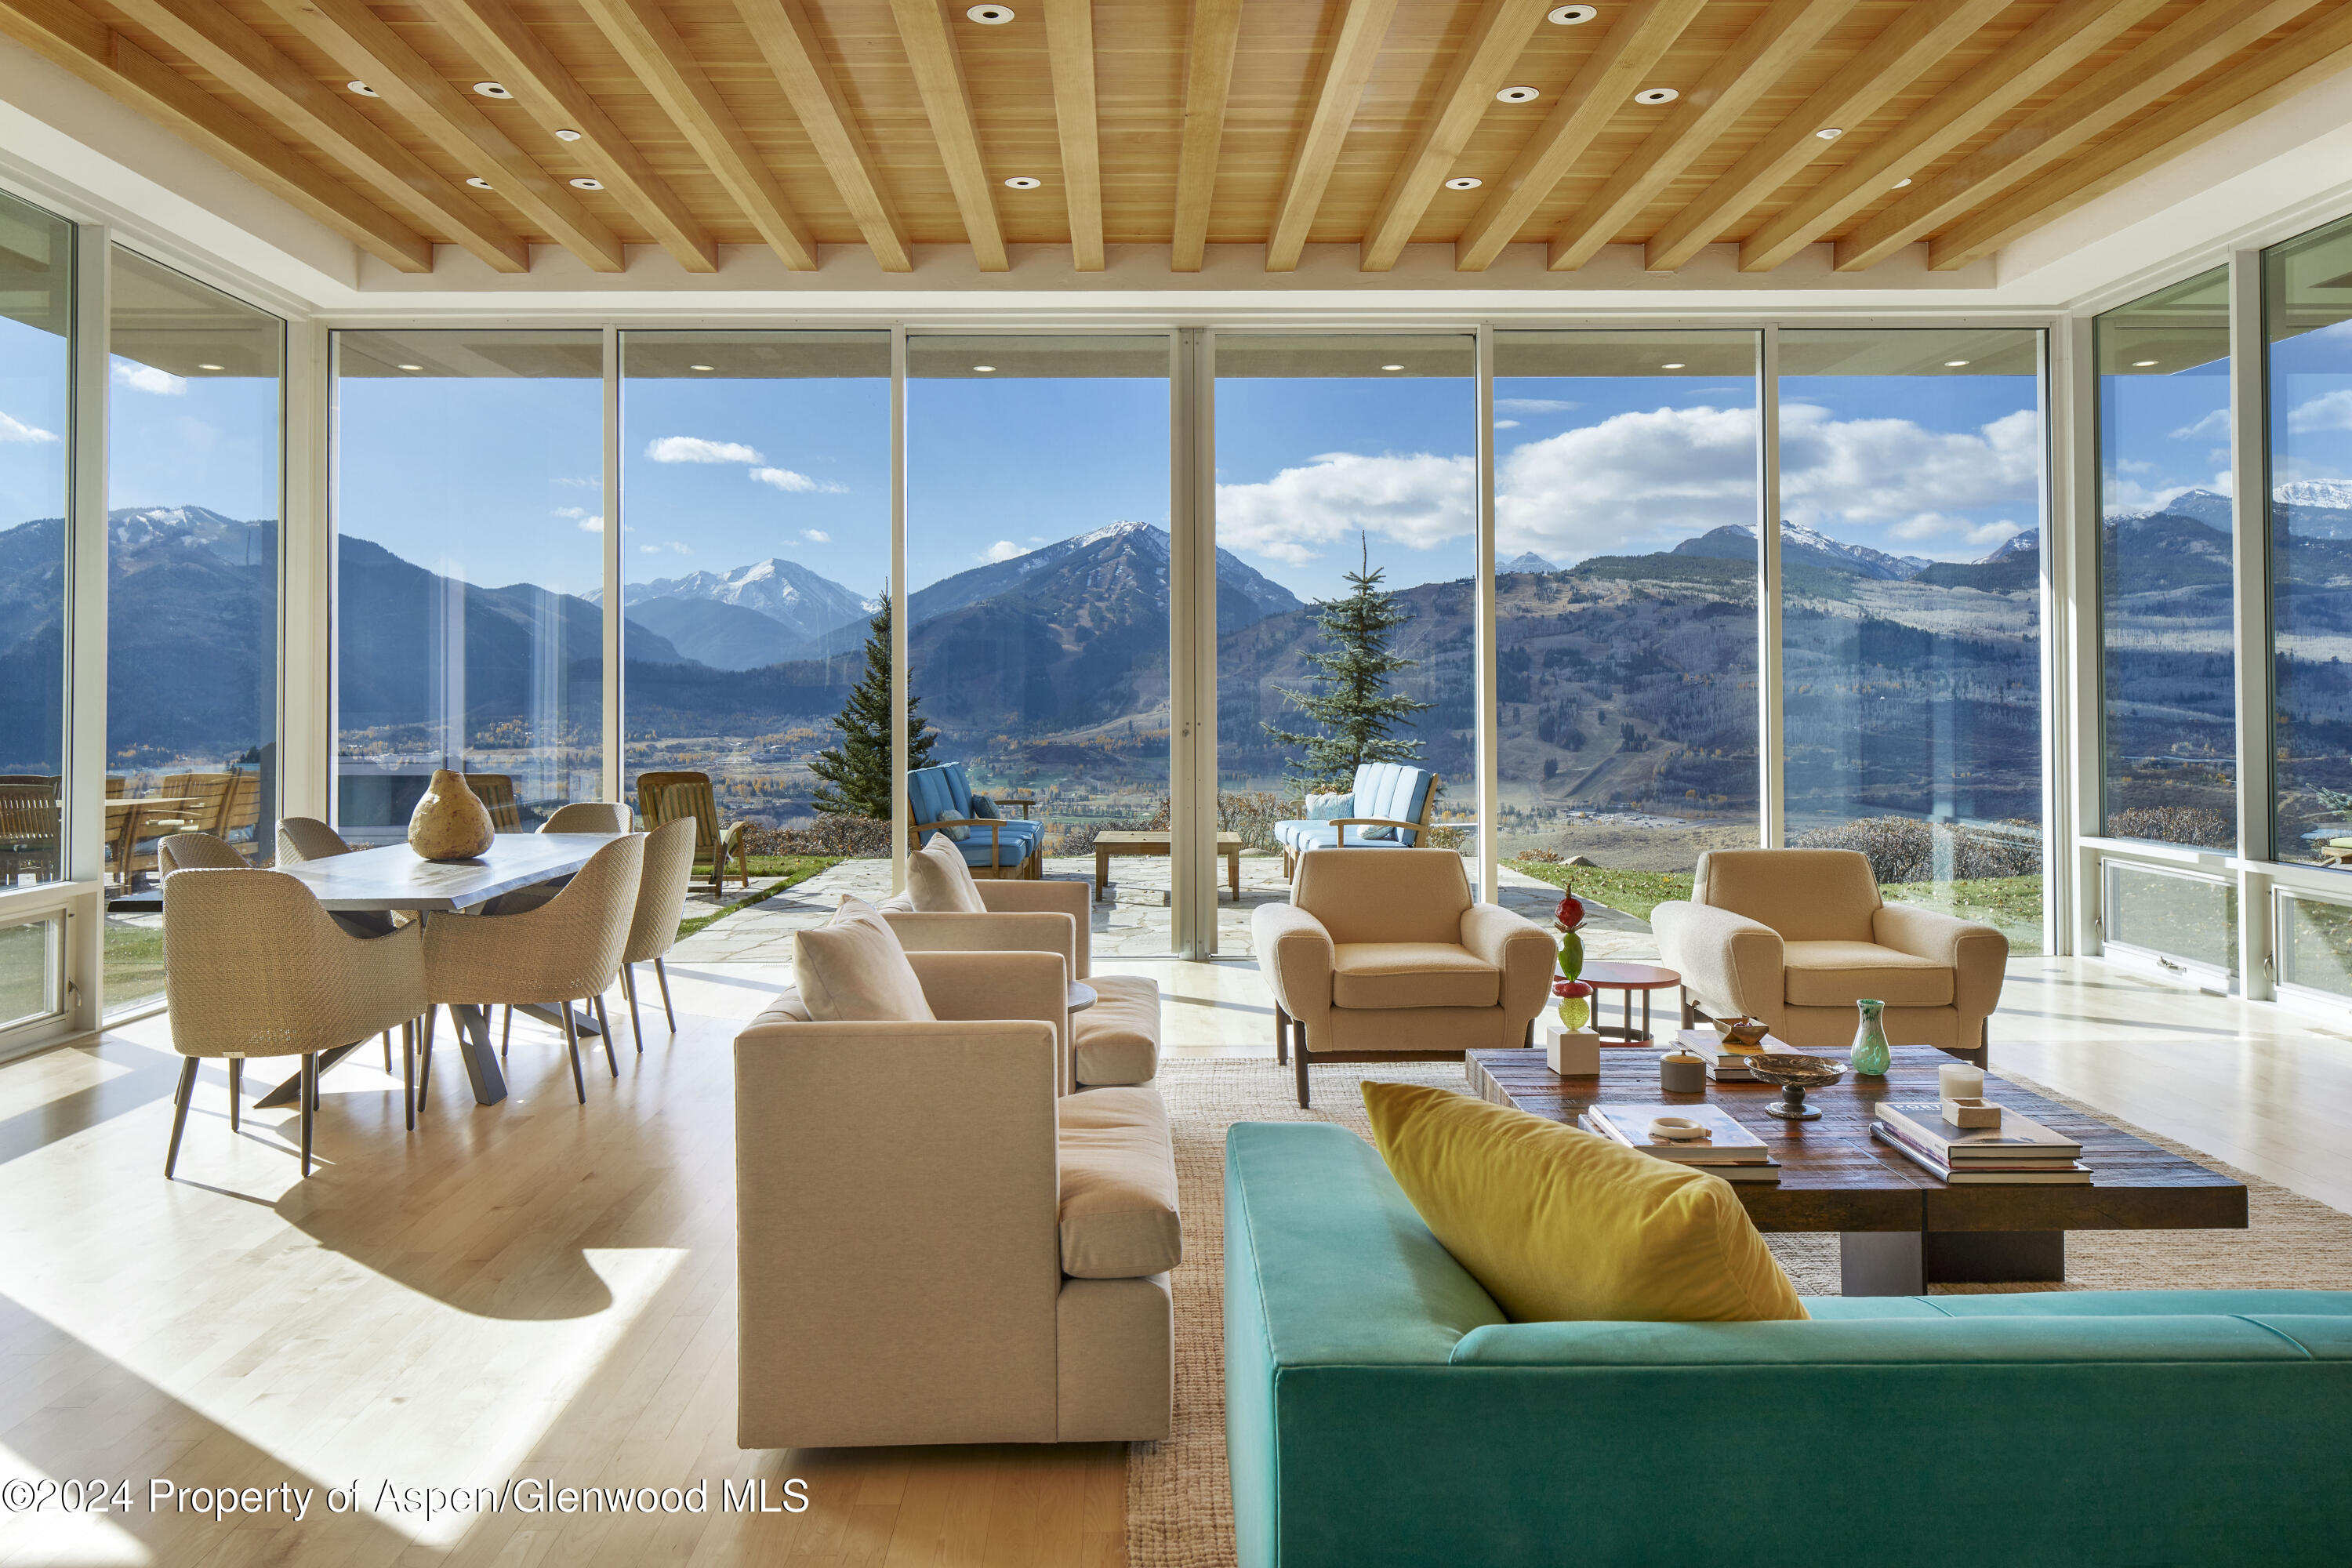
[[1849, 997, 1892, 1077], [408, 768, 494, 862]]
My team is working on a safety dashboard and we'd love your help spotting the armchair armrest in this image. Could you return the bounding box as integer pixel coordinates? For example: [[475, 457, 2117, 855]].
[[975, 878, 1094, 977], [1460, 904, 1555, 1022], [1650, 899, 1784, 1028], [907, 948, 1073, 1091], [1254, 903, 1334, 1033], [883, 909, 1079, 979], [1874, 902, 2009, 1020]]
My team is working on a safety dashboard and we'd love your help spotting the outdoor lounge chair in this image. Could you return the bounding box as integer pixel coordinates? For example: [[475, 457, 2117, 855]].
[[461, 773, 524, 832], [908, 762, 1044, 880], [638, 771, 747, 896], [1271, 762, 1441, 877]]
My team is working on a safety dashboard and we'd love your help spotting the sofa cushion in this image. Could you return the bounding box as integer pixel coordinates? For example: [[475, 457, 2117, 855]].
[[953, 818, 1042, 868], [909, 767, 966, 840], [790, 898, 936, 1022], [1332, 942, 1498, 1010], [1782, 940, 1953, 1008], [1360, 1080, 1807, 1323], [908, 830, 988, 913], [1074, 974, 1161, 1086], [1303, 792, 1352, 821], [1057, 1087, 1181, 1278]]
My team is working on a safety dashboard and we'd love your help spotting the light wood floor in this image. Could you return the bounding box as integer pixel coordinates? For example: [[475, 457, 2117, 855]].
[[3, 953, 2349, 1565]]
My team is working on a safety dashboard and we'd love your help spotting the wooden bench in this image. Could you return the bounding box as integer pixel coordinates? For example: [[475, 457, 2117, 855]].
[[1094, 830, 1242, 903]]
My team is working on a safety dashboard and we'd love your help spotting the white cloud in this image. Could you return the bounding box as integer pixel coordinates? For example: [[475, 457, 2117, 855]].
[[1777, 403, 2041, 527], [800, 528, 830, 543], [646, 435, 763, 463], [1496, 397, 1578, 413], [1493, 419, 1520, 430], [751, 466, 847, 494], [982, 540, 1026, 563], [2288, 389, 2352, 435], [1217, 450, 1474, 565], [0, 411, 60, 444], [640, 544, 661, 554], [112, 361, 185, 396], [554, 475, 600, 488], [575, 515, 604, 533], [2169, 408, 2230, 441], [1886, 514, 2021, 550]]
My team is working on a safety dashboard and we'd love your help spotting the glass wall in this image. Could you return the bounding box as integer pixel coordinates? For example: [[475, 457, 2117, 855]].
[[618, 332, 890, 839], [2266, 212, 2352, 868], [1490, 331, 1760, 887], [1778, 328, 2047, 953], [0, 193, 72, 891], [103, 248, 282, 1011], [2096, 267, 2234, 848], [1214, 336, 1479, 949], [332, 330, 604, 839], [907, 336, 1173, 949]]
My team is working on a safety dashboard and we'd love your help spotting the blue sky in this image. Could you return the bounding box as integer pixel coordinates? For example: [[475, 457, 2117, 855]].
[[2098, 364, 2230, 518]]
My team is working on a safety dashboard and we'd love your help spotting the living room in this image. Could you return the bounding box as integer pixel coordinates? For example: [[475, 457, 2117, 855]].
[[5, 2, 2352, 1563]]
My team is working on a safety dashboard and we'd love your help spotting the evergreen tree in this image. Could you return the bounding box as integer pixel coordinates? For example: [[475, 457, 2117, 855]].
[[809, 593, 935, 818], [1263, 535, 1430, 793]]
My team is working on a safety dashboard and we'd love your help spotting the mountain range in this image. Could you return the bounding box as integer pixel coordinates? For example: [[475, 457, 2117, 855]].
[[2107, 484, 2352, 539], [1672, 521, 1944, 579]]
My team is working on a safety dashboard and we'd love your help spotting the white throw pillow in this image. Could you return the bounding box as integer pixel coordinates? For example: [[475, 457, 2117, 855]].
[[792, 897, 936, 1021], [908, 830, 989, 913]]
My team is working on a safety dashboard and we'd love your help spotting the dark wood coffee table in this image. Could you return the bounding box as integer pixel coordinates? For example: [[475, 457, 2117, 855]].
[[1467, 1044, 2246, 1296]]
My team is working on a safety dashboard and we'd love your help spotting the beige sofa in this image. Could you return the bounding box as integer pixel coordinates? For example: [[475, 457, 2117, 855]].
[[881, 877, 1160, 1090], [1650, 848, 2009, 1062], [735, 949, 1177, 1448], [1253, 848, 1554, 1108]]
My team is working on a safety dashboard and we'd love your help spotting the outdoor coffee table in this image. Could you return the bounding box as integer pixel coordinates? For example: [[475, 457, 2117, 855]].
[[1467, 1044, 2246, 1296], [1093, 829, 1242, 902]]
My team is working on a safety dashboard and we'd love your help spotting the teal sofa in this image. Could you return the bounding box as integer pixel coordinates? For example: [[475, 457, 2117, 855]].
[[1225, 1121, 2352, 1568]]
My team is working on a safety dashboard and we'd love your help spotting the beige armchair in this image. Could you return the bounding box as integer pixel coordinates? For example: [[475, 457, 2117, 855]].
[[735, 948, 1178, 1447], [1651, 848, 2009, 1062], [1253, 848, 1554, 1109]]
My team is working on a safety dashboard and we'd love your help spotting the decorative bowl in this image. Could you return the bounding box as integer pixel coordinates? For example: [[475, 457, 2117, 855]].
[[1712, 1015, 1769, 1050], [1744, 1052, 1845, 1121]]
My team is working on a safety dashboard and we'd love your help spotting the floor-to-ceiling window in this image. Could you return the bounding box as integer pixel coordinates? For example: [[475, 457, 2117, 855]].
[[1214, 335, 1478, 949], [2097, 268, 2234, 850], [1490, 331, 1761, 897], [332, 330, 603, 838], [1779, 328, 2048, 953], [2267, 212, 2352, 869], [907, 335, 1173, 949], [619, 332, 890, 847], [103, 248, 281, 1011]]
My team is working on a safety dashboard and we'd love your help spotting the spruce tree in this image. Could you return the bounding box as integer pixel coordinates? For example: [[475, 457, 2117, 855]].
[[1263, 535, 1430, 793], [809, 593, 935, 818]]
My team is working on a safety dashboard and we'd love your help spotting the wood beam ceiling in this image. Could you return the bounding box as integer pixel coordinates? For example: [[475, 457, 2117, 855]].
[[1171, 0, 1242, 274], [1266, 0, 1399, 274], [1042, 0, 1103, 272], [888, 0, 1006, 271], [735, 0, 909, 272]]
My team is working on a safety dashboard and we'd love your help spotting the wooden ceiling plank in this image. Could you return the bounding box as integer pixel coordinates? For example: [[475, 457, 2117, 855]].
[[422, 0, 716, 273], [1043, 0, 1103, 272], [1171, 0, 1242, 273], [1265, 0, 1399, 273], [99, 0, 525, 270], [253, 0, 621, 272], [1535, 0, 1851, 274], [576, 0, 817, 269], [887, 0, 1007, 271], [1642, 0, 2010, 274], [1738, 0, 2167, 274], [736, 0, 910, 272], [1835, 0, 2325, 272], [1927, 7, 2352, 270], [1362, 0, 1554, 273], [1454, 0, 1708, 273], [0, 0, 432, 270]]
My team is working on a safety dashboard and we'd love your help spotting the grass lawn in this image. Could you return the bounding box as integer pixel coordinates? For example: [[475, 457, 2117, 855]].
[[677, 855, 837, 940], [1508, 858, 2042, 948], [1507, 862, 1693, 922], [103, 921, 167, 1014]]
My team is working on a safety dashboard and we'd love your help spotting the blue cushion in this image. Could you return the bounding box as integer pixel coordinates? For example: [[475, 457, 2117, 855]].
[[969, 793, 1000, 819], [940, 760, 975, 819], [1348, 763, 1433, 844], [1303, 792, 1352, 821], [953, 818, 1040, 867], [909, 767, 967, 840]]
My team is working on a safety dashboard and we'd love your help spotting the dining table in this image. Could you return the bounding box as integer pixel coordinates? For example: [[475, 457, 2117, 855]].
[[256, 833, 621, 1109]]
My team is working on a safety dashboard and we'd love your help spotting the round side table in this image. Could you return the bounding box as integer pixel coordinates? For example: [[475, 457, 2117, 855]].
[[1577, 960, 1680, 1043]]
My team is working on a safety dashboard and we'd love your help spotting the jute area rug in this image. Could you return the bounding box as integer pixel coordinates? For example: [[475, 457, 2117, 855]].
[[1128, 1056, 2352, 1568]]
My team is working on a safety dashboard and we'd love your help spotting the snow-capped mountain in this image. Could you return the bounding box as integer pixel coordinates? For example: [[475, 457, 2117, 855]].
[[1671, 521, 1929, 579], [2276, 479, 2352, 511], [1983, 529, 2038, 562], [1500, 551, 1559, 575], [2107, 483, 2352, 539], [906, 521, 1301, 627], [600, 557, 876, 645], [2105, 488, 2231, 529]]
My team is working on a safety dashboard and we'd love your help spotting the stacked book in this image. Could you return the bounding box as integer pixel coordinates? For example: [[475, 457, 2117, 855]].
[[1871, 1102, 2091, 1184], [1586, 1103, 1780, 1184], [1671, 1029, 1793, 1082]]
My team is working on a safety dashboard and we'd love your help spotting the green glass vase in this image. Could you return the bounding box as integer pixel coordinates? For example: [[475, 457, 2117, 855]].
[[1850, 998, 1891, 1076]]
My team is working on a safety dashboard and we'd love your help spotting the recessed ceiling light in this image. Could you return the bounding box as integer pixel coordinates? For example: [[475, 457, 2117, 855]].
[[473, 82, 513, 100], [195, 363, 224, 371], [1661, 362, 1685, 369], [554, 129, 583, 142], [1634, 88, 1679, 105], [1944, 360, 1971, 368], [1892, 177, 1912, 189], [1381, 364, 1406, 372], [967, 3, 1013, 21], [972, 365, 996, 372], [570, 177, 604, 190], [1444, 176, 1483, 190], [1003, 176, 1042, 189], [1815, 127, 1844, 140], [347, 81, 378, 97], [397, 364, 423, 372], [2132, 359, 2159, 368], [1548, 4, 1598, 22], [1496, 85, 1541, 104], [466, 177, 492, 189], [688, 364, 716, 372]]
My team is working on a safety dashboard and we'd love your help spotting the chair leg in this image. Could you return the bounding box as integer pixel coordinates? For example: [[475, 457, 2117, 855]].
[[654, 956, 676, 1032], [1679, 988, 1696, 1031], [1294, 1037, 1311, 1109], [227, 1058, 243, 1133], [500, 1005, 512, 1061], [299, 1054, 317, 1178], [418, 1006, 435, 1098], [1273, 1004, 1290, 1065], [561, 1005, 587, 1104], [402, 1021, 416, 1133], [622, 965, 646, 1054], [594, 994, 619, 1076], [383, 1030, 392, 1073], [164, 1058, 198, 1179]]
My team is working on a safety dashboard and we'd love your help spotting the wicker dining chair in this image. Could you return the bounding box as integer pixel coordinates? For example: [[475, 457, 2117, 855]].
[[158, 831, 248, 874], [539, 800, 633, 834], [637, 771, 747, 895], [462, 774, 524, 832], [420, 833, 644, 1105], [162, 869, 428, 1177], [617, 817, 698, 1054], [274, 816, 407, 1065]]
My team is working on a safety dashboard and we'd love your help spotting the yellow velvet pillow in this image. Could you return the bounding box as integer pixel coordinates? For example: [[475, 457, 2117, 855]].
[[1360, 1080, 1808, 1323]]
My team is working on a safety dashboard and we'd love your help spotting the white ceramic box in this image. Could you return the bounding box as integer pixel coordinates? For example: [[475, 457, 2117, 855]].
[[1542, 1020, 1601, 1076]]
